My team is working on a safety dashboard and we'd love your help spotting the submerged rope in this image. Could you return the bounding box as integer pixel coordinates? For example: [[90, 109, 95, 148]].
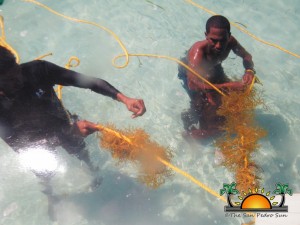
[[34, 52, 53, 60], [157, 157, 226, 202], [97, 124, 133, 144]]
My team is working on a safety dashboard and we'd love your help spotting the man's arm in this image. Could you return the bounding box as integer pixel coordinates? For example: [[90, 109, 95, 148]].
[[43, 60, 146, 118], [231, 36, 255, 85], [186, 42, 215, 91], [44, 61, 119, 98]]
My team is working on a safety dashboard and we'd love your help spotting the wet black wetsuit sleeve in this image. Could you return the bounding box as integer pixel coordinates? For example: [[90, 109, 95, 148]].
[[42, 60, 120, 99]]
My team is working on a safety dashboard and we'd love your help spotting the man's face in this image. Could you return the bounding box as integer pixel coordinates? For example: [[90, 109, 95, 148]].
[[205, 27, 230, 55]]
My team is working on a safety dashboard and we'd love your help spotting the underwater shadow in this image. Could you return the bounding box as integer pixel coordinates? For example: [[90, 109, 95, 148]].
[[255, 112, 290, 153], [255, 112, 299, 187]]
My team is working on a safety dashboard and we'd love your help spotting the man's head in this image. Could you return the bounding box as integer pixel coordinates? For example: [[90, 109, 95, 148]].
[[0, 46, 17, 72], [0, 46, 22, 97], [205, 15, 231, 54]]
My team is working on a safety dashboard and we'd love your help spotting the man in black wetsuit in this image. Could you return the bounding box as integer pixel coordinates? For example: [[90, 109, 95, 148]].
[[0, 45, 146, 171]]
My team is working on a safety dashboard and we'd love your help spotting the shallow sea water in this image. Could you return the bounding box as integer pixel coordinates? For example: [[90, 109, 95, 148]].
[[1, 0, 300, 225]]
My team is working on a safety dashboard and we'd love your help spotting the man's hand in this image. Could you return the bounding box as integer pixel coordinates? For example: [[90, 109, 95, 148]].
[[242, 70, 255, 85], [117, 93, 146, 118], [75, 120, 99, 137]]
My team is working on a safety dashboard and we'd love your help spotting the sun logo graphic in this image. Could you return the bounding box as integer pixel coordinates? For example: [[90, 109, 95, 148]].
[[220, 182, 293, 212]]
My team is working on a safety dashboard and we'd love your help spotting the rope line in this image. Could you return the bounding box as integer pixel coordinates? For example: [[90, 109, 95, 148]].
[[157, 157, 226, 202], [34, 52, 53, 60]]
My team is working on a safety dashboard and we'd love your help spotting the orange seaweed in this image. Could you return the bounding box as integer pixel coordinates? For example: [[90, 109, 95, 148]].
[[216, 88, 267, 192], [98, 124, 173, 188]]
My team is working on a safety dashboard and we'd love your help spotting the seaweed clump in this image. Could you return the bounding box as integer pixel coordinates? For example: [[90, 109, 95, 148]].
[[98, 124, 173, 189], [215, 88, 267, 192]]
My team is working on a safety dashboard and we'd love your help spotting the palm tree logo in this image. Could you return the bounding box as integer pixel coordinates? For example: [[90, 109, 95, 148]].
[[220, 182, 292, 212], [273, 183, 293, 209], [220, 182, 239, 208]]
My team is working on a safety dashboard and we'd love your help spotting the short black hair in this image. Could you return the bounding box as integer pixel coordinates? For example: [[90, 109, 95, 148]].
[[206, 15, 230, 33], [0, 46, 17, 74]]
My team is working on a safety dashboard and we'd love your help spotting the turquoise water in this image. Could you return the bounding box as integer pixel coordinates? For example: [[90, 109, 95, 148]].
[[1, 0, 300, 224]]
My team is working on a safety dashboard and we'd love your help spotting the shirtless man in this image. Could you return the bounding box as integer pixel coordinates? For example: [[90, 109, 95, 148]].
[[178, 15, 255, 138]]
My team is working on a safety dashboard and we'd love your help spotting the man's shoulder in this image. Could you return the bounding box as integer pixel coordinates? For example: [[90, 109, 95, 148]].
[[228, 35, 238, 47], [20, 60, 51, 84], [20, 60, 47, 71], [191, 40, 207, 49], [189, 40, 207, 55]]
